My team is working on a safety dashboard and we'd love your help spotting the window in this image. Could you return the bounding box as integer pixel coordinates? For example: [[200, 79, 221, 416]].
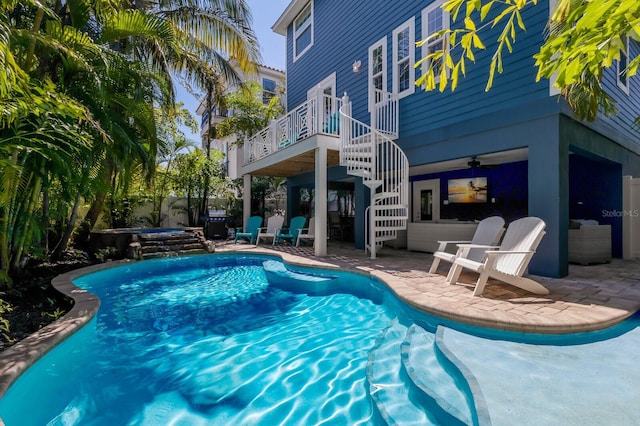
[[421, 2, 450, 79], [294, 2, 313, 61], [392, 18, 415, 98], [368, 37, 387, 110], [617, 35, 630, 94], [262, 78, 277, 104]]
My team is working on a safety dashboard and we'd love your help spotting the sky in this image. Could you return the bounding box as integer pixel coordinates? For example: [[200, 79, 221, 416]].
[[176, 0, 291, 141]]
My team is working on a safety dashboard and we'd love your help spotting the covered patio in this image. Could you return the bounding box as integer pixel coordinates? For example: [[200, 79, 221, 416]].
[[240, 132, 341, 257]]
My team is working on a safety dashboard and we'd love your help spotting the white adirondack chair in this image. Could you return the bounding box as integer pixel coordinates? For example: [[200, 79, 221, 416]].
[[296, 217, 316, 247], [446, 217, 548, 297], [428, 216, 505, 281], [256, 215, 285, 245]]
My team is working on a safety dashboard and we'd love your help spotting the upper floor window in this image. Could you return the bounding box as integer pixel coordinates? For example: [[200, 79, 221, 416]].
[[368, 37, 387, 110], [294, 2, 313, 61], [617, 35, 630, 94], [262, 78, 277, 104], [392, 18, 415, 98], [422, 2, 450, 79]]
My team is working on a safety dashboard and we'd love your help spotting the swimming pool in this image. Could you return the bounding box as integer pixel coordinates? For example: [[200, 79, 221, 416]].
[[1, 254, 639, 425]]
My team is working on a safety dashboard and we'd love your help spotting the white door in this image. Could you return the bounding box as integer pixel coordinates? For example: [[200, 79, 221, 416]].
[[307, 73, 337, 134], [412, 179, 440, 222]]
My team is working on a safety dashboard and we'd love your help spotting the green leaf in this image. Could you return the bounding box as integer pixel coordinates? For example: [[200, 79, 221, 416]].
[[451, 66, 459, 90], [515, 10, 526, 31], [486, 59, 496, 91], [464, 17, 477, 31], [472, 34, 486, 49], [480, 1, 494, 21], [493, 5, 515, 28], [438, 67, 448, 91]]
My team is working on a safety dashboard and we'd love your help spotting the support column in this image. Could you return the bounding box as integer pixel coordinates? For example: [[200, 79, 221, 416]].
[[528, 118, 568, 277], [314, 147, 328, 256], [354, 177, 368, 250], [623, 175, 632, 259], [243, 174, 251, 227]]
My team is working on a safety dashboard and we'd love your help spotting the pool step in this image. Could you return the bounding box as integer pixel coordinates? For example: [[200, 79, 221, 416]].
[[403, 324, 490, 426], [131, 230, 214, 259], [366, 319, 441, 425]]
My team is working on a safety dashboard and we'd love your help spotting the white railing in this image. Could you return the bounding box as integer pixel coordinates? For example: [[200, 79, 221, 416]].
[[340, 93, 408, 259], [244, 93, 343, 165], [372, 89, 399, 139]]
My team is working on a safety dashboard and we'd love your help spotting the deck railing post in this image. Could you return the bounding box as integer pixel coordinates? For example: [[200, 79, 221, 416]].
[[269, 119, 277, 152], [315, 85, 323, 134]]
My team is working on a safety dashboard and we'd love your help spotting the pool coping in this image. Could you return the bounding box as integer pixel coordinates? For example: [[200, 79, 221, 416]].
[[0, 260, 130, 400], [1, 248, 639, 403]]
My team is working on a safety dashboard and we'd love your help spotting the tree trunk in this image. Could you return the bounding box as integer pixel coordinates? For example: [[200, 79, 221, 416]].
[[51, 188, 83, 260], [200, 83, 214, 221], [11, 171, 43, 274], [77, 160, 114, 244], [42, 187, 49, 258]]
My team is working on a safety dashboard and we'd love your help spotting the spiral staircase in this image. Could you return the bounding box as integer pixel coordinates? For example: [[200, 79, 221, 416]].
[[339, 94, 409, 259]]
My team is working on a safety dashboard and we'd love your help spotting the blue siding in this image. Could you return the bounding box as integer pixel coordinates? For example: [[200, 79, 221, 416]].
[[284, 0, 638, 154], [286, 0, 555, 139], [597, 39, 640, 147]]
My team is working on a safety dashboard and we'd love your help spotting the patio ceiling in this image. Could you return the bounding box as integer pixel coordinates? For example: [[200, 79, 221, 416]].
[[246, 149, 341, 177], [409, 148, 529, 175]]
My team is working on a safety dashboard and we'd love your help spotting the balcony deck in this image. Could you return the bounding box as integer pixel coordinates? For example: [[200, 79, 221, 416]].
[[241, 133, 341, 177]]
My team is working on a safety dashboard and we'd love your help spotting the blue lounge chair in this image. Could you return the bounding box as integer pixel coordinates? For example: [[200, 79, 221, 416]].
[[234, 216, 263, 244], [274, 216, 307, 246]]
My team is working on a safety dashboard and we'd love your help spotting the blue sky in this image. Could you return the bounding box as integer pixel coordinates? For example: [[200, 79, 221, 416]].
[[176, 0, 291, 141]]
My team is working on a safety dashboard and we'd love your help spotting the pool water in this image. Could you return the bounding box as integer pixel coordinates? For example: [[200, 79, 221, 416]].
[[1, 254, 640, 425]]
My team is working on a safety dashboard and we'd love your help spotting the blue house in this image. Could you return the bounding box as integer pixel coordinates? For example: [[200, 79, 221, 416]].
[[239, 0, 640, 278]]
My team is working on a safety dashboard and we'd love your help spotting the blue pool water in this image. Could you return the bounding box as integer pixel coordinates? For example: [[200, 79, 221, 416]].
[[1, 254, 640, 425]]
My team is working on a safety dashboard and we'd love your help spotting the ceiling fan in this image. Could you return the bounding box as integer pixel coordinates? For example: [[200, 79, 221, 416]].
[[467, 156, 498, 169]]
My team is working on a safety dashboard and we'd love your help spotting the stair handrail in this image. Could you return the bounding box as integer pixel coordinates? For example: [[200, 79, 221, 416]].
[[339, 93, 409, 258], [372, 89, 399, 139]]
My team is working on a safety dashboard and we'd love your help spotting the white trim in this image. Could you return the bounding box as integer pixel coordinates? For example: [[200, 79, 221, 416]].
[[392, 17, 415, 98], [262, 77, 278, 104], [307, 72, 337, 100], [293, 1, 313, 62], [273, 0, 307, 35], [412, 179, 440, 222], [368, 36, 387, 112], [617, 35, 630, 95], [548, 0, 561, 96], [421, 1, 450, 81]]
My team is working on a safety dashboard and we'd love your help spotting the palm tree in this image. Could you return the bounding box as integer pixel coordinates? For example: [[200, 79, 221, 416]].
[[81, 0, 260, 230], [0, 1, 99, 282], [0, 0, 261, 283]]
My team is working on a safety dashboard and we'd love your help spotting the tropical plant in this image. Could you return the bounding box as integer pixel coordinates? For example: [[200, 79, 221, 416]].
[[216, 81, 285, 141], [216, 81, 287, 221], [149, 103, 199, 227], [170, 148, 232, 226], [0, 0, 260, 286], [417, 0, 640, 122]]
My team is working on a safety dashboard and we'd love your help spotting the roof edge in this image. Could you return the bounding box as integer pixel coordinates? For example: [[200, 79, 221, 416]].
[[272, 0, 307, 35]]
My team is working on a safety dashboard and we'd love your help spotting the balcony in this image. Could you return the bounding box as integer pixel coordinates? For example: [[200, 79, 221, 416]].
[[201, 107, 232, 130], [241, 89, 399, 177], [242, 93, 343, 176]]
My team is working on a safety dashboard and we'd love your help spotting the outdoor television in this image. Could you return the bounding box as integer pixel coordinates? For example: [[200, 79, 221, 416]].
[[447, 177, 488, 203]]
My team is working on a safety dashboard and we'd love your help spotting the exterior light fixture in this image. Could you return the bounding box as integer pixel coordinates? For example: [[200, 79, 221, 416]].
[[352, 60, 362, 73]]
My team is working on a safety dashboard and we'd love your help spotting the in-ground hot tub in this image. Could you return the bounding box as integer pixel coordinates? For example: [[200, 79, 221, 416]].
[[89, 228, 193, 259]]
